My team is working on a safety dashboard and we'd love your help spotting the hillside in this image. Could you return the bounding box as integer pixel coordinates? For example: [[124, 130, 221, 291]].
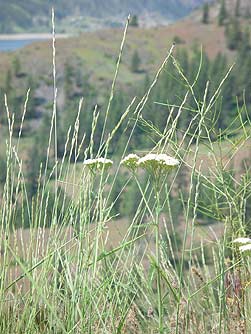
[[0, 0, 250, 172], [191, 0, 251, 21], [0, 0, 211, 33], [0, 0, 250, 130], [1, 0, 251, 113], [0, 9, 241, 90], [0, 0, 251, 181], [0, 4, 251, 331]]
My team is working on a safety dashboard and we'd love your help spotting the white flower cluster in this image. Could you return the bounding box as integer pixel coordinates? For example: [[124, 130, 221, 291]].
[[137, 153, 179, 170], [121, 154, 139, 171], [121, 153, 179, 177], [83, 153, 179, 176], [121, 153, 179, 171], [83, 157, 113, 172], [233, 237, 251, 253]]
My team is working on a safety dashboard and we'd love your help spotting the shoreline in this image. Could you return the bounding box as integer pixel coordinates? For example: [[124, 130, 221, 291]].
[[0, 33, 70, 41]]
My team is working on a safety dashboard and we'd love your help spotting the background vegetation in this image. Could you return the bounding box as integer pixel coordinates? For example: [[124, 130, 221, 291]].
[[0, 0, 210, 33], [0, 1, 251, 333]]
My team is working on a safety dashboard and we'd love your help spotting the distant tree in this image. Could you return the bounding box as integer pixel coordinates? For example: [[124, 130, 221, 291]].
[[235, 29, 251, 104], [235, 0, 241, 17], [176, 48, 189, 74], [3, 69, 15, 124], [173, 35, 184, 44], [26, 76, 36, 119], [244, 8, 251, 19], [218, 0, 227, 26], [209, 53, 231, 128], [210, 53, 227, 88], [76, 68, 84, 88], [12, 56, 21, 77], [26, 140, 40, 198], [190, 48, 210, 101], [130, 51, 141, 73], [5, 69, 12, 93], [202, 3, 209, 24], [26, 113, 51, 198], [64, 62, 75, 101], [0, 156, 7, 185], [238, 27, 250, 56], [130, 15, 139, 27], [225, 18, 242, 50], [143, 73, 150, 92]]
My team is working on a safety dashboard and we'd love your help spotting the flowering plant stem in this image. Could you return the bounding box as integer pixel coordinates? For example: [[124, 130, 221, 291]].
[[154, 185, 163, 333]]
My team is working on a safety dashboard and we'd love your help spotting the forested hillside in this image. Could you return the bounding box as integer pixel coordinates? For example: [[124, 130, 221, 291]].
[[0, 0, 211, 33], [1, 0, 251, 217]]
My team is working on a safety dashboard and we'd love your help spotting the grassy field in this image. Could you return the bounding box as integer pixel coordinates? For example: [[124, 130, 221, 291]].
[[0, 11, 251, 334]]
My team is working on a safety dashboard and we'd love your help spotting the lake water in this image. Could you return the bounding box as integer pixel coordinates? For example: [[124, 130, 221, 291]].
[[0, 39, 41, 52]]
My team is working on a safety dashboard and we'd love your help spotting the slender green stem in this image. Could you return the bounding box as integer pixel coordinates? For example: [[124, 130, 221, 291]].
[[154, 186, 163, 333]]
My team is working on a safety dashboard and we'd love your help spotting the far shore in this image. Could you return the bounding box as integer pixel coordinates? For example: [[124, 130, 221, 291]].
[[0, 33, 70, 41]]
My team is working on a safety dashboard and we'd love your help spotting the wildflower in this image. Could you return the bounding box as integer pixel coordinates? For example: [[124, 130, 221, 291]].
[[83, 157, 113, 172], [137, 153, 179, 176], [233, 237, 251, 245], [239, 244, 251, 253], [121, 154, 139, 171], [233, 237, 251, 255], [137, 153, 179, 189], [133, 152, 179, 330]]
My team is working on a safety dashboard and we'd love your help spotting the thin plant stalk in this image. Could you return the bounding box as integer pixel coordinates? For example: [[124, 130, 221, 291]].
[[154, 186, 163, 333]]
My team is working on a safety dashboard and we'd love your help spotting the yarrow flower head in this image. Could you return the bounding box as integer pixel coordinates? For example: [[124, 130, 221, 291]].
[[233, 237, 251, 245], [233, 237, 251, 256], [83, 157, 113, 173], [121, 154, 139, 171], [137, 153, 179, 172], [239, 244, 251, 254]]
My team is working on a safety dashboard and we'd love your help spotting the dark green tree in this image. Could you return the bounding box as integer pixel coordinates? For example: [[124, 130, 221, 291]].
[[5, 69, 12, 93], [143, 73, 150, 92], [3, 70, 24, 133], [26, 139, 41, 198], [64, 62, 75, 101], [130, 51, 141, 73], [202, 3, 209, 24], [0, 156, 7, 185], [26, 113, 51, 198], [59, 101, 80, 158], [12, 56, 21, 77], [218, 0, 227, 26], [235, 32, 251, 105], [238, 27, 250, 57], [235, 0, 241, 17], [189, 48, 210, 111], [26, 76, 36, 119], [130, 15, 139, 27], [76, 68, 84, 88], [209, 53, 227, 91], [225, 19, 242, 50]]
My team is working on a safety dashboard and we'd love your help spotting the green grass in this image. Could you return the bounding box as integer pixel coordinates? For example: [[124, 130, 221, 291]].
[[0, 19, 251, 334]]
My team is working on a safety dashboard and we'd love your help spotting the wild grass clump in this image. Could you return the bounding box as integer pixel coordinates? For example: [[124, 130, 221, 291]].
[[0, 13, 251, 334]]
